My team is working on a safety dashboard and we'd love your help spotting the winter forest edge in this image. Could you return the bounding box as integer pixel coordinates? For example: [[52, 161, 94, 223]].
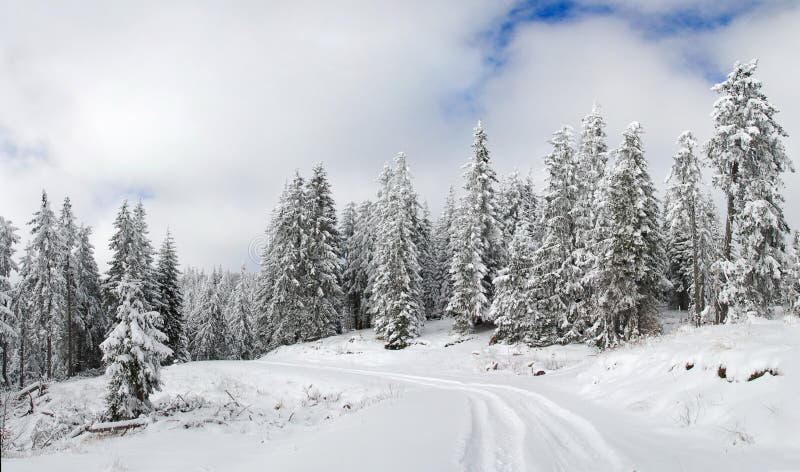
[[0, 59, 798, 446]]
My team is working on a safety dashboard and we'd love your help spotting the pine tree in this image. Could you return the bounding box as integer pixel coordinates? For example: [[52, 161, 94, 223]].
[[105, 201, 134, 314], [707, 60, 794, 321], [430, 187, 457, 319], [155, 230, 185, 363], [132, 201, 159, 310], [664, 131, 704, 325], [371, 153, 423, 349], [58, 197, 79, 377], [498, 171, 538, 274], [575, 103, 609, 240], [265, 173, 310, 347], [586, 123, 664, 349], [100, 275, 170, 420], [447, 121, 503, 333], [227, 265, 255, 360], [343, 200, 374, 329], [340, 202, 359, 330], [21, 191, 65, 379], [191, 268, 228, 360], [528, 126, 581, 344], [417, 203, 436, 319], [491, 216, 539, 345], [365, 164, 394, 325], [73, 225, 104, 371], [696, 194, 724, 322], [0, 217, 20, 386], [303, 164, 343, 339]]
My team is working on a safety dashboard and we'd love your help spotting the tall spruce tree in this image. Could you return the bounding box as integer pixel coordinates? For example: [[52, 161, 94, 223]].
[[105, 201, 134, 314], [586, 123, 664, 349], [340, 202, 359, 330], [417, 203, 436, 319], [227, 265, 256, 360], [132, 201, 159, 310], [371, 153, 423, 349], [490, 214, 539, 345], [191, 268, 228, 360], [707, 60, 793, 321], [664, 131, 704, 325], [58, 197, 78, 377], [303, 164, 343, 339], [0, 217, 19, 386], [264, 173, 310, 347], [101, 275, 170, 420], [155, 230, 185, 363], [430, 187, 457, 319], [21, 191, 65, 379], [74, 225, 104, 370], [447, 121, 503, 333], [529, 126, 581, 344]]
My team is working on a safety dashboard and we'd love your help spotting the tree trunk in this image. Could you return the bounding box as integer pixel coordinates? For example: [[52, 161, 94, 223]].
[[2, 340, 7, 386], [691, 198, 700, 327], [67, 265, 73, 377], [47, 334, 52, 380], [719, 161, 738, 324], [19, 323, 25, 389]]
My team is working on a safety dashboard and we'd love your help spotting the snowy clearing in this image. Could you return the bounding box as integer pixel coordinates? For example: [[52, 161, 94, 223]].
[[3, 316, 800, 471]]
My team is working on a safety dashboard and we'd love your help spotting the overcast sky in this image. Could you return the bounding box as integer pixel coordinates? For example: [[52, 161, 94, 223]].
[[1, 0, 798, 272]]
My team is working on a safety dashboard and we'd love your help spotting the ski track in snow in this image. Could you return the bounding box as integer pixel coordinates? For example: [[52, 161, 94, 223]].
[[258, 360, 622, 472]]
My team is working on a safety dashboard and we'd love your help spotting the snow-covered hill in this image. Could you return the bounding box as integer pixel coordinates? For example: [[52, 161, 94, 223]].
[[3, 316, 800, 471]]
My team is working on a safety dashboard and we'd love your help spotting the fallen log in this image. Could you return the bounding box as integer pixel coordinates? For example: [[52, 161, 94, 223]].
[[17, 382, 47, 401], [87, 418, 149, 433], [71, 417, 149, 438]]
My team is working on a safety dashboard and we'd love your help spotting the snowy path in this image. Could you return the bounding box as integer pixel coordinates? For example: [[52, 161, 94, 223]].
[[5, 318, 800, 471], [259, 360, 623, 471]]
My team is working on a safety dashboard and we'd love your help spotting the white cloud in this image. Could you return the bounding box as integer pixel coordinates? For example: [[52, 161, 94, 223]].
[[0, 1, 797, 272]]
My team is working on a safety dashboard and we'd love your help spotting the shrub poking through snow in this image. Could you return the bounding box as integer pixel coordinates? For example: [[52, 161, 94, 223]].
[[101, 276, 171, 420]]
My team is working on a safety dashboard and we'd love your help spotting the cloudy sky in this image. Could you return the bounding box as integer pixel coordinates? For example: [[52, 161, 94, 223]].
[[1, 0, 798, 272]]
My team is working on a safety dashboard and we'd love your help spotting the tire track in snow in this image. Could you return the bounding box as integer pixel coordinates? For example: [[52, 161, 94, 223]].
[[258, 361, 621, 471]]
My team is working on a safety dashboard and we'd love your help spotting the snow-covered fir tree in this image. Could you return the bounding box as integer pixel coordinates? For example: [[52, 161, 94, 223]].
[[696, 194, 724, 322], [19, 191, 65, 379], [528, 126, 582, 344], [101, 275, 170, 420], [132, 201, 159, 310], [340, 202, 359, 329], [664, 131, 704, 325], [417, 203, 436, 319], [342, 200, 375, 329], [226, 265, 256, 360], [574, 103, 609, 240], [490, 215, 539, 345], [365, 164, 394, 325], [447, 121, 503, 333], [104, 201, 134, 314], [498, 171, 537, 262], [0, 217, 19, 386], [73, 225, 104, 370], [191, 268, 228, 360], [572, 105, 609, 335], [155, 230, 185, 363], [303, 164, 343, 338], [58, 197, 79, 377], [586, 123, 664, 349], [430, 187, 457, 320], [707, 60, 794, 321], [263, 173, 311, 347], [371, 153, 424, 349]]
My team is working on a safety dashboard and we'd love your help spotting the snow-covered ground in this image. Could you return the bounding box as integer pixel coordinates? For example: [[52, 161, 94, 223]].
[[3, 315, 800, 471]]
